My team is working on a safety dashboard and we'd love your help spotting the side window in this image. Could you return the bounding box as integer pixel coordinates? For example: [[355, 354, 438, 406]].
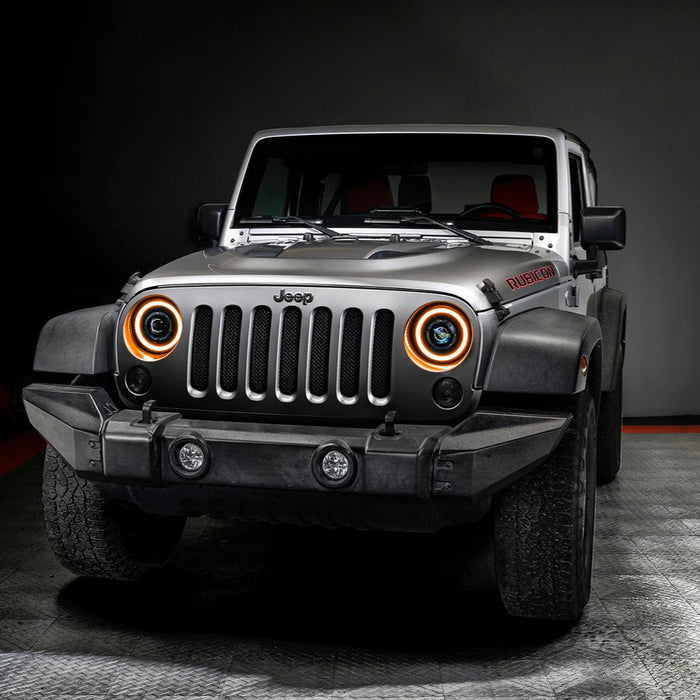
[[569, 155, 585, 243]]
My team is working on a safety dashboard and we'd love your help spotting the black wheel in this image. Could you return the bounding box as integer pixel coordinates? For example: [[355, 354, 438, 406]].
[[597, 352, 623, 484], [42, 445, 186, 580], [493, 391, 597, 620]]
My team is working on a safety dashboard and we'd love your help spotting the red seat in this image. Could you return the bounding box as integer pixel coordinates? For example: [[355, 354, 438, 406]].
[[342, 175, 394, 213], [489, 174, 547, 220]]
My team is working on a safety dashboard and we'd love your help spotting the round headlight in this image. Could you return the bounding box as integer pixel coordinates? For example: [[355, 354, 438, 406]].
[[404, 303, 472, 371], [124, 296, 183, 361]]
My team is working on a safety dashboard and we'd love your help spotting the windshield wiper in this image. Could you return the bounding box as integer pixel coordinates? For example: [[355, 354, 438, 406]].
[[365, 208, 491, 245], [239, 215, 339, 239]]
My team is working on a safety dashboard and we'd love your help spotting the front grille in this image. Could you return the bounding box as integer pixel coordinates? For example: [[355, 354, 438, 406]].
[[188, 303, 394, 405]]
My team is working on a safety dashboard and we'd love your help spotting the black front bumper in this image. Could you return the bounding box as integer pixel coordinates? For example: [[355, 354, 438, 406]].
[[23, 383, 571, 530]]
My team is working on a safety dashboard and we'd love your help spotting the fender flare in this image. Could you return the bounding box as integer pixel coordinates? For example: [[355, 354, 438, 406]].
[[587, 287, 626, 392], [484, 307, 602, 397], [33, 304, 119, 375]]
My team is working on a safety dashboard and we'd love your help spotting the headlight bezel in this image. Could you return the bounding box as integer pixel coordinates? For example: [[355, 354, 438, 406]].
[[403, 302, 473, 371], [123, 295, 183, 361]]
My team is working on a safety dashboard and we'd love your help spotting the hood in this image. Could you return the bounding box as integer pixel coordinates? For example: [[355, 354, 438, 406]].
[[133, 239, 565, 312]]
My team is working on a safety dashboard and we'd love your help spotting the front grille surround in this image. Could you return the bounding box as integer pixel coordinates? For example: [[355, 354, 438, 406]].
[[116, 285, 480, 422]]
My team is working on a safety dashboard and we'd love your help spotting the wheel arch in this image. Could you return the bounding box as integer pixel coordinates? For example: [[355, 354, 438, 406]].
[[33, 304, 119, 375], [483, 307, 602, 401], [587, 287, 626, 392]]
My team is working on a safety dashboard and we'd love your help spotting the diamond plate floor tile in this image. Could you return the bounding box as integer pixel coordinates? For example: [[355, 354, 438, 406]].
[[0, 569, 15, 585], [642, 658, 700, 699], [0, 568, 67, 619], [590, 553, 660, 575], [221, 662, 335, 698], [34, 618, 140, 657], [130, 633, 234, 670], [439, 661, 491, 697], [107, 657, 228, 699], [0, 651, 125, 699], [543, 659, 663, 697], [0, 652, 23, 683], [621, 625, 700, 660], [332, 660, 442, 697], [665, 571, 700, 603], [591, 574, 672, 600], [0, 545, 43, 570], [601, 595, 700, 628], [679, 518, 700, 535], [0, 619, 54, 652]]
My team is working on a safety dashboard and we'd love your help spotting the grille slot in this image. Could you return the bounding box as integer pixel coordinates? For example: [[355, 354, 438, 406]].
[[248, 306, 272, 395], [219, 305, 242, 393], [308, 307, 332, 397], [190, 306, 213, 392], [371, 309, 394, 399], [278, 307, 302, 396], [339, 308, 363, 398]]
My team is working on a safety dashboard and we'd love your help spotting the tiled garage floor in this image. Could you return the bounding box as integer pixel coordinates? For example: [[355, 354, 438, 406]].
[[0, 433, 698, 699]]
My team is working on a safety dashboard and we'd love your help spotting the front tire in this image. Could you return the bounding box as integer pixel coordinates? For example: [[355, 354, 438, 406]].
[[42, 445, 186, 580], [493, 391, 597, 620]]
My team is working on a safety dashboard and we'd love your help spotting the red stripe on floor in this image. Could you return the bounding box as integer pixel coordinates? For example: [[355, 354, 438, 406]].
[[0, 429, 46, 477], [623, 425, 700, 433]]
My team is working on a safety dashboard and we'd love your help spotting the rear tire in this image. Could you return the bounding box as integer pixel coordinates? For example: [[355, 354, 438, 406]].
[[493, 391, 597, 620], [42, 445, 185, 580]]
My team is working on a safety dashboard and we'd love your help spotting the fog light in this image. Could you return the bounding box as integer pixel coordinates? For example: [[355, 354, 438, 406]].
[[312, 442, 356, 488], [169, 435, 210, 479], [177, 442, 205, 472], [432, 377, 463, 409], [125, 365, 152, 395], [321, 450, 350, 480]]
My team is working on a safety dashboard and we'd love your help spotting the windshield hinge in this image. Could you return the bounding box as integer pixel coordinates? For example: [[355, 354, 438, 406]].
[[116, 271, 141, 305], [229, 228, 251, 247], [480, 278, 510, 321]]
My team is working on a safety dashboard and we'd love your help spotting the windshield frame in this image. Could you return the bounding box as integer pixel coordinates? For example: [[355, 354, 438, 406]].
[[232, 132, 559, 234]]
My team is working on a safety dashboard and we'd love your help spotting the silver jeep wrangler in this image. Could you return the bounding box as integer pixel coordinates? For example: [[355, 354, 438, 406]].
[[24, 125, 626, 621]]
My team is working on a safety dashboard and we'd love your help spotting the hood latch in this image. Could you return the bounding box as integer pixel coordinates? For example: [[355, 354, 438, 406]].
[[480, 278, 510, 322]]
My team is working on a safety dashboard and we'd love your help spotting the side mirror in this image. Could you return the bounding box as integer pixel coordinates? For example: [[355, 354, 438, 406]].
[[581, 206, 626, 251], [196, 203, 228, 248]]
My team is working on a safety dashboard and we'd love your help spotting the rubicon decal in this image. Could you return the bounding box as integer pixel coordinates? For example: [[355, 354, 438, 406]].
[[505, 264, 557, 291], [273, 289, 314, 304]]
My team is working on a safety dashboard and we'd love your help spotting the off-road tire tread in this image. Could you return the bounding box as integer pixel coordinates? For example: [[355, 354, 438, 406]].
[[494, 392, 596, 620], [42, 445, 184, 580]]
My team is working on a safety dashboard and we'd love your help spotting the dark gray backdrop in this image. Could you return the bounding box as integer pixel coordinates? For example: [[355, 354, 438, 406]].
[[8, 0, 700, 419]]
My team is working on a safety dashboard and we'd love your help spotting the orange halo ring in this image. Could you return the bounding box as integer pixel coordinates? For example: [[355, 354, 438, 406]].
[[404, 304, 472, 371], [124, 296, 183, 360]]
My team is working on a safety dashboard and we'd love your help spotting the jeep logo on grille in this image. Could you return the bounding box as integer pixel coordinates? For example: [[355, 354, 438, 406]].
[[273, 289, 314, 305]]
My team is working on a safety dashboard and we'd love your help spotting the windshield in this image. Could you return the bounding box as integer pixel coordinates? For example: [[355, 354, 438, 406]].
[[235, 133, 558, 232]]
